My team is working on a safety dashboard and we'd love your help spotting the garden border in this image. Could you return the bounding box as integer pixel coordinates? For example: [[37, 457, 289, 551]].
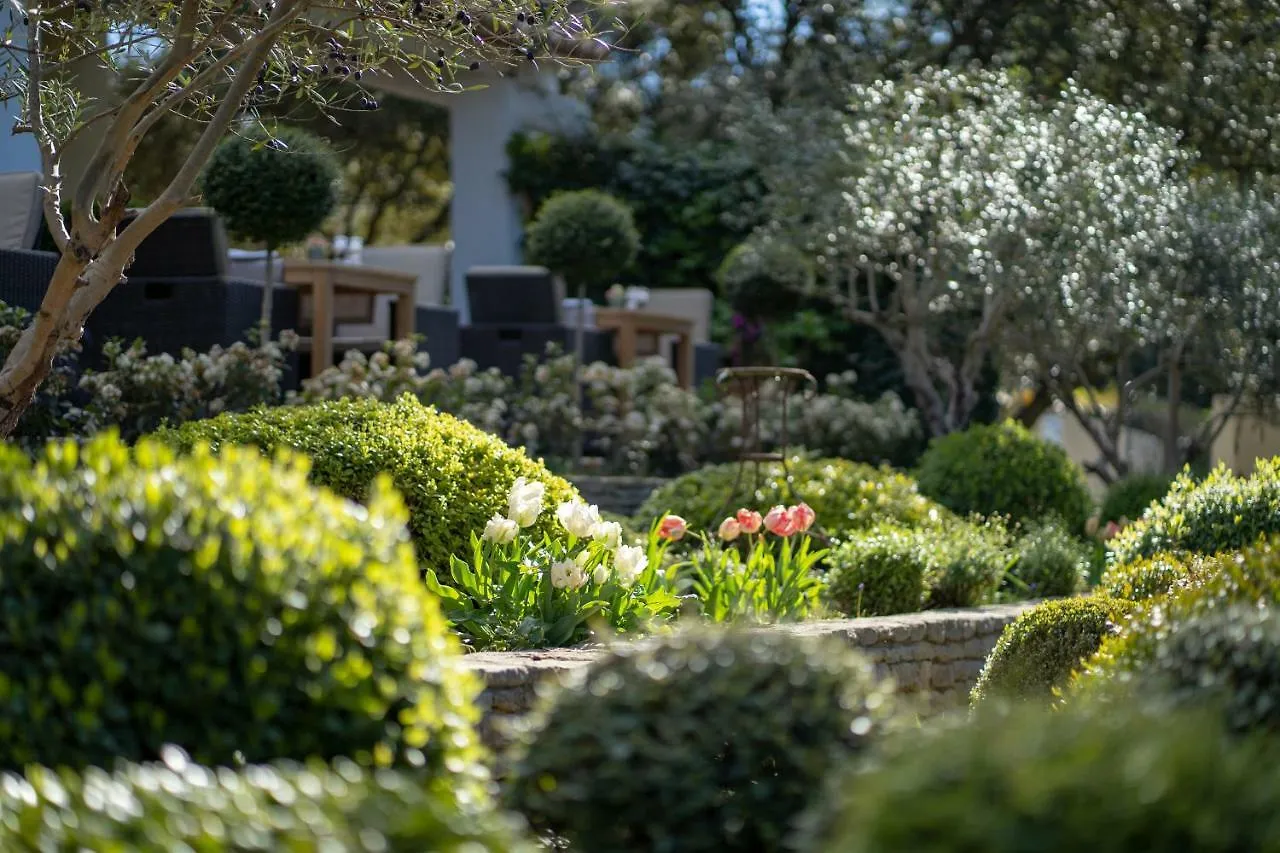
[[460, 602, 1036, 747]]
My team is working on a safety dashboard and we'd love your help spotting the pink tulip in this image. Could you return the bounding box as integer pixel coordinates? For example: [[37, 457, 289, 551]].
[[657, 514, 687, 542], [718, 517, 742, 542], [1102, 521, 1121, 541], [764, 505, 797, 537], [789, 503, 816, 533], [735, 508, 763, 534]]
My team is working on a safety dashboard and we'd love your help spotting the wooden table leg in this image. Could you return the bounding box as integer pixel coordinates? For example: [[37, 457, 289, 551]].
[[675, 332, 694, 389], [614, 319, 638, 368], [312, 271, 334, 378], [393, 290, 415, 342]]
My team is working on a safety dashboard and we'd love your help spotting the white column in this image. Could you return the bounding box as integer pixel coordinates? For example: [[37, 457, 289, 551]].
[[0, 21, 42, 173]]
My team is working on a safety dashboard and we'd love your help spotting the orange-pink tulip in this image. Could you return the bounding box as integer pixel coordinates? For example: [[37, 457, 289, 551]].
[[657, 514, 688, 541], [718, 517, 742, 542], [789, 502, 816, 532], [764, 505, 797, 537], [735, 508, 763, 534]]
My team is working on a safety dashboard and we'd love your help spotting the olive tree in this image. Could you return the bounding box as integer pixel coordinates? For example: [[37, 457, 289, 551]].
[[0, 0, 611, 436], [755, 68, 1184, 438]]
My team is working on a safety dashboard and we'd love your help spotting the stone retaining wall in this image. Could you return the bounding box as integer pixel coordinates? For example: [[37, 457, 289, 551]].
[[460, 603, 1034, 749], [571, 475, 669, 517]]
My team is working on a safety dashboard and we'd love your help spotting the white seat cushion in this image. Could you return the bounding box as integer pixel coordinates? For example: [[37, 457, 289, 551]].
[[0, 172, 42, 251]]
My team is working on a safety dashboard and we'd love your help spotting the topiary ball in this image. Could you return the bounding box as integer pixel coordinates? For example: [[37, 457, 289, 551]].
[[716, 235, 813, 318], [505, 627, 897, 853], [1009, 520, 1090, 599], [924, 518, 1011, 608], [1098, 472, 1174, 525], [804, 705, 1280, 853], [0, 434, 483, 776], [0, 751, 534, 851], [969, 595, 1134, 706], [914, 421, 1092, 532], [636, 457, 946, 538], [826, 525, 930, 616], [202, 126, 339, 249], [155, 394, 577, 573], [1108, 460, 1280, 564], [523, 189, 640, 301]]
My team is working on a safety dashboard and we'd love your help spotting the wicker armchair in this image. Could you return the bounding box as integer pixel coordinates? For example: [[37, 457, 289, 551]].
[[0, 248, 59, 312]]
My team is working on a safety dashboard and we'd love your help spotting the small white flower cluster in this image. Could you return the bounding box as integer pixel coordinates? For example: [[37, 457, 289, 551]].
[[481, 478, 648, 591]]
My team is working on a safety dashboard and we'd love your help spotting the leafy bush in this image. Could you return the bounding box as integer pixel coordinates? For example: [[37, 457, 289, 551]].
[[155, 395, 577, 573], [0, 751, 533, 851], [915, 421, 1093, 531], [970, 595, 1135, 706], [505, 627, 896, 853], [1099, 551, 1226, 601], [925, 518, 1012, 608], [804, 705, 1280, 853], [428, 491, 682, 651], [0, 434, 483, 775], [1109, 460, 1280, 564], [0, 300, 84, 447], [202, 126, 339, 250], [522, 189, 641, 300], [826, 525, 930, 616], [788, 384, 925, 470], [636, 457, 945, 537], [1008, 520, 1090, 598], [1099, 472, 1175, 524]]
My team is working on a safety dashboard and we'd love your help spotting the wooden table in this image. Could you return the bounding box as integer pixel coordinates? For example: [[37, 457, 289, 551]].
[[594, 307, 696, 389], [282, 261, 416, 378]]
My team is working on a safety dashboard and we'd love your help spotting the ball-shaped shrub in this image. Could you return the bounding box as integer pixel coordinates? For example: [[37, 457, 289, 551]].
[[805, 705, 1280, 853], [202, 126, 339, 250], [523, 189, 640, 300], [505, 627, 897, 853], [1099, 551, 1226, 602], [156, 394, 577, 572], [969, 595, 1134, 706], [827, 525, 930, 616], [0, 434, 483, 774], [915, 421, 1092, 531], [716, 235, 813, 318], [1108, 460, 1280, 564], [636, 457, 946, 537], [1009, 520, 1090, 598], [925, 518, 1011, 608], [1099, 472, 1174, 524], [0, 752, 534, 851]]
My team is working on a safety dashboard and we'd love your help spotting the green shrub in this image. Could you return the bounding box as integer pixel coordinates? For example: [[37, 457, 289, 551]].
[[716, 235, 812, 318], [636, 457, 945, 537], [0, 434, 483, 775], [505, 627, 896, 853], [1009, 520, 1090, 598], [970, 595, 1134, 706], [202, 126, 339, 250], [1099, 472, 1175, 524], [0, 752, 533, 851], [915, 421, 1092, 531], [1099, 551, 1226, 601], [1109, 460, 1280, 564], [804, 705, 1280, 853], [522, 189, 641, 300], [925, 518, 1012, 608], [156, 395, 577, 572], [826, 525, 930, 616]]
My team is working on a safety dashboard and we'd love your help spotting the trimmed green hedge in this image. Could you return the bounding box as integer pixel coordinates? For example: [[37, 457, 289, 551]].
[[1099, 472, 1174, 524], [1008, 521, 1090, 598], [1109, 460, 1280, 564], [805, 705, 1280, 852], [635, 457, 946, 536], [970, 595, 1135, 706], [1099, 551, 1227, 602], [156, 395, 577, 572], [506, 627, 896, 853], [0, 754, 533, 851], [915, 421, 1092, 531], [826, 526, 930, 616], [0, 434, 483, 776]]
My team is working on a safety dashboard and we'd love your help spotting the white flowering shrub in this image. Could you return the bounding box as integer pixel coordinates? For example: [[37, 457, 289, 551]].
[[426, 480, 686, 650], [79, 332, 295, 440]]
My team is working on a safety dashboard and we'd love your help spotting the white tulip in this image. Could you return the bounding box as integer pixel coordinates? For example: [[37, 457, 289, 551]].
[[549, 560, 575, 590], [481, 514, 519, 545], [507, 477, 545, 528], [615, 545, 648, 586], [556, 500, 601, 539], [592, 520, 623, 550]]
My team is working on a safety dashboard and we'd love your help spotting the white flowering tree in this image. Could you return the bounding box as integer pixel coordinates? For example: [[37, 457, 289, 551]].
[[0, 0, 612, 436], [757, 68, 1186, 438], [1010, 176, 1280, 479]]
